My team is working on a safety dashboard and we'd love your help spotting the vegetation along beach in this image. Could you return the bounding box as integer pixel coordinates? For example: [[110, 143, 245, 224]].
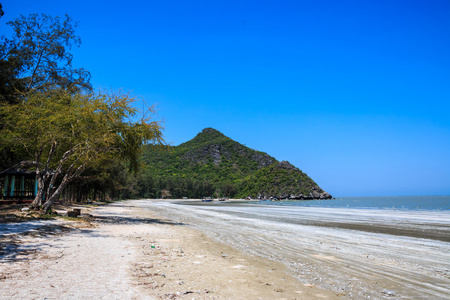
[[1, 1, 450, 300]]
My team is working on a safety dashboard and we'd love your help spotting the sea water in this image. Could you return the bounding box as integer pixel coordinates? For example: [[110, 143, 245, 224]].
[[255, 195, 450, 211], [146, 196, 450, 299]]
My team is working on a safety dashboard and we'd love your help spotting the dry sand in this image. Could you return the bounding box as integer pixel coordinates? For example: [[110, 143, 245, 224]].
[[0, 201, 338, 299]]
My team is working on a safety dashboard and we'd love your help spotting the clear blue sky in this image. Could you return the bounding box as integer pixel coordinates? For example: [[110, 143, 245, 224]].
[[2, 0, 450, 196]]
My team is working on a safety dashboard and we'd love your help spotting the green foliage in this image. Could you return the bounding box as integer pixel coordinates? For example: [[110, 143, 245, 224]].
[[238, 163, 319, 198], [0, 13, 164, 209], [0, 89, 163, 209], [0, 12, 94, 186], [136, 128, 328, 199], [0, 13, 91, 103]]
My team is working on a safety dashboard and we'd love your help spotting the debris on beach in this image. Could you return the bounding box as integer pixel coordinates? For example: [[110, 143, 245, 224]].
[[382, 289, 395, 297]]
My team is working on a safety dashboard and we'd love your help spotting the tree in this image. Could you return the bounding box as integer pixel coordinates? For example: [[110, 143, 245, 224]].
[[0, 89, 163, 211], [0, 13, 91, 103]]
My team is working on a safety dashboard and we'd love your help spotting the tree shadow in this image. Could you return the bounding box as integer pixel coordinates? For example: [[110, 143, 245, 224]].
[[92, 215, 185, 226], [0, 224, 74, 263], [0, 209, 186, 264]]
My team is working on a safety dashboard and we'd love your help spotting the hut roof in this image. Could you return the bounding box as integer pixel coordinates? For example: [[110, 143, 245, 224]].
[[0, 166, 36, 176]]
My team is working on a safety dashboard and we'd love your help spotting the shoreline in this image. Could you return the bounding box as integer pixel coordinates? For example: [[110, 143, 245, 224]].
[[1, 200, 339, 299], [147, 199, 450, 299], [176, 199, 450, 242]]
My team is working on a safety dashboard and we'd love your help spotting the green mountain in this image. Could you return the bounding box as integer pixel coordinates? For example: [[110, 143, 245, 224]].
[[138, 128, 332, 199]]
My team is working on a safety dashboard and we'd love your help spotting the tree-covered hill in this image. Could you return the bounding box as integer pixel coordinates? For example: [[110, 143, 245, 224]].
[[137, 128, 332, 199]]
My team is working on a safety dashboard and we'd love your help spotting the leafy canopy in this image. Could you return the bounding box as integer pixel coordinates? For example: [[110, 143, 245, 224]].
[[0, 11, 164, 209], [0, 13, 91, 103], [0, 89, 163, 209]]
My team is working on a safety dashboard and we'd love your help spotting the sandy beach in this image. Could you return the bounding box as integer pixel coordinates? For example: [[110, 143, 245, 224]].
[[145, 199, 450, 299], [0, 200, 339, 299]]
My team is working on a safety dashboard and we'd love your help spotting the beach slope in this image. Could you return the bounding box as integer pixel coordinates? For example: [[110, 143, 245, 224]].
[[0, 201, 338, 299]]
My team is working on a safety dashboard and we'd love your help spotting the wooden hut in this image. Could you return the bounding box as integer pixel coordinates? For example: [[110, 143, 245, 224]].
[[0, 166, 37, 204]]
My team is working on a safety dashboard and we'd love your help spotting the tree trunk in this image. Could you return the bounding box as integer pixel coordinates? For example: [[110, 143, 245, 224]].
[[42, 163, 86, 212], [42, 175, 70, 212], [31, 171, 45, 207]]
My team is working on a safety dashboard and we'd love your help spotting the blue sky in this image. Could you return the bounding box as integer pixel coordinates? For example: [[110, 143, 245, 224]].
[[2, 0, 449, 196]]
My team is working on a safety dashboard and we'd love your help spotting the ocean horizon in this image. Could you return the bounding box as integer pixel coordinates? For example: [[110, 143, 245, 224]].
[[252, 195, 450, 211]]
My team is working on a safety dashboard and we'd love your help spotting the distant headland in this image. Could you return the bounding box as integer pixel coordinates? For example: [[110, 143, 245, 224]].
[[139, 128, 332, 200]]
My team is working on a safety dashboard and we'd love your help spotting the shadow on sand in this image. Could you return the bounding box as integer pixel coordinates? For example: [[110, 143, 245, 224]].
[[0, 224, 74, 263], [0, 210, 185, 264], [93, 214, 185, 226]]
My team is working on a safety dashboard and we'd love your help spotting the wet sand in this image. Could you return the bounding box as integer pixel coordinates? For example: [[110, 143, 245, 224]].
[[148, 200, 450, 299]]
